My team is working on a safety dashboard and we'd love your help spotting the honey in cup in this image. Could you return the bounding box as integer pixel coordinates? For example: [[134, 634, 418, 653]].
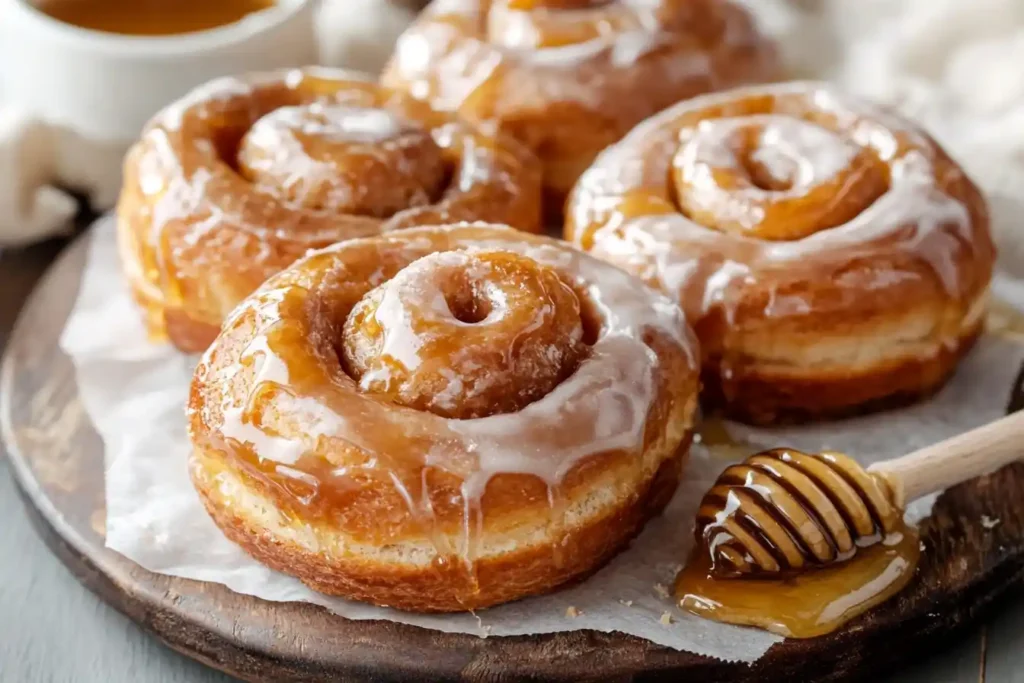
[[32, 0, 276, 36]]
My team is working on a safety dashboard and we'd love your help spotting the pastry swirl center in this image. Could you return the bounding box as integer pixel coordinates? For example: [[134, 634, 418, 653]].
[[672, 115, 890, 241], [342, 250, 587, 419], [237, 103, 447, 216]]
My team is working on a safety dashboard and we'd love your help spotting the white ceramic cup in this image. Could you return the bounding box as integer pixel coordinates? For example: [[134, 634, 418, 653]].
[[0, 0, 319, 142], [0, 0, 319, 208]]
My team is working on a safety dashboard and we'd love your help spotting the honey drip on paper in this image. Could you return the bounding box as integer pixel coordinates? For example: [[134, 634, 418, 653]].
[[34, 0, 275, 36], [693, 416, 759, 461]]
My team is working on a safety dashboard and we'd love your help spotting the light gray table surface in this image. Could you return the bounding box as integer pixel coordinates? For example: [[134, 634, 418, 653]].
[[1, 238, 1022, 683]]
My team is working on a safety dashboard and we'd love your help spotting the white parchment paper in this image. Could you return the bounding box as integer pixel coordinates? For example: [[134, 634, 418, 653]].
[[59, 216, 1024, 662]]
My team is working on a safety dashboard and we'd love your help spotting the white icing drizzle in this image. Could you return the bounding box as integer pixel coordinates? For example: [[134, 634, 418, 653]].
[[156, 75, 259, 133], [155, 67, 380, 133], [247, 104, 407, 146], [679, 116, 859, 197], [237, 101, 448, 215], [449, 332, 655, 499], [371, 254, 455, 374], [367, 251, 523, 379]]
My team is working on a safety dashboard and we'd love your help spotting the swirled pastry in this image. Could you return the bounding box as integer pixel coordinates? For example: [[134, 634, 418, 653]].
[[382, 0, 779, 219], [117, 68, 543, 353], [188, 223, 699, 611], [567, 82, 995, 424]]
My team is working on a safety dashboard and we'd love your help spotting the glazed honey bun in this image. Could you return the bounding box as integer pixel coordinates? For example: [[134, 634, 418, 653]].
[[567, 81, 995, 424], [188, 223, 700, 612], [382, 0, 779, 218], [117, 67, 543, 354]]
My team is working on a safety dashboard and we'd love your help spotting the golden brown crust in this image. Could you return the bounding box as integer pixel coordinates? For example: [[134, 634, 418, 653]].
[[116, 68, 543, 354], [702, 322, 984, 425], [382, 0, 779, 216], [566, 82, 996, 424], [188, 223, 700, 611], [191, 439, 689, 612]]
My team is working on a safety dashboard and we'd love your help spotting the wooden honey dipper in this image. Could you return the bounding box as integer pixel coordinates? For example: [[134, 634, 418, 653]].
[[696, 410, 1024, 576]]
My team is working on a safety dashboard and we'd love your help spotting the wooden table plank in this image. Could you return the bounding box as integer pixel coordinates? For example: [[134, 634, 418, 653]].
[[984, 587, 1024, 683], [0, 460, 236, 683]]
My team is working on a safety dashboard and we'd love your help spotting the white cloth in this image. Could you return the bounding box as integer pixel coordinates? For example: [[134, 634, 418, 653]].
[[0, 107, 77, 247]]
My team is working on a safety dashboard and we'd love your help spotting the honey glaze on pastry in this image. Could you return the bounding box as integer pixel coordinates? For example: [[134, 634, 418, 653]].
[[117, 68, 543, 354], [567, 82, 995, 424], [188, 223, 700, 612], [382, 0, 779, 218]]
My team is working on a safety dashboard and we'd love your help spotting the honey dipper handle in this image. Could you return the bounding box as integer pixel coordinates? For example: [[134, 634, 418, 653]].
[[869, 410, 1024, 508]]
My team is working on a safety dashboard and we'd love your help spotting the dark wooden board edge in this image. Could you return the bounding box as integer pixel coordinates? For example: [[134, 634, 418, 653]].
[[3, 234, 1024, 683]]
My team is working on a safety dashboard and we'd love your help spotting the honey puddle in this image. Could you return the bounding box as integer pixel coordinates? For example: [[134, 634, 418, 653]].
[[986, 297, 1024, 343], [675, 521, 920, 639], [693, 416, 760, 461]]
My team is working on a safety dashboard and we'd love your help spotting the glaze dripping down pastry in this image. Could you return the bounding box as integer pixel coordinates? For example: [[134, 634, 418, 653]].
[[383, 0, 779, 218], [187, 223, 700, 612], [567, 81, 995, 424], [117, 67, 543, 353]]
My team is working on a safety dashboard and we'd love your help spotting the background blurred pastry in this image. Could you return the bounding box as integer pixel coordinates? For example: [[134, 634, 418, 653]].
[[383, 0, 780, 220]]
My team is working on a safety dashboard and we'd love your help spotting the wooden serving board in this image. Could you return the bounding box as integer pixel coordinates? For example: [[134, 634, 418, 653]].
[[3, 235, 1024, 683]]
